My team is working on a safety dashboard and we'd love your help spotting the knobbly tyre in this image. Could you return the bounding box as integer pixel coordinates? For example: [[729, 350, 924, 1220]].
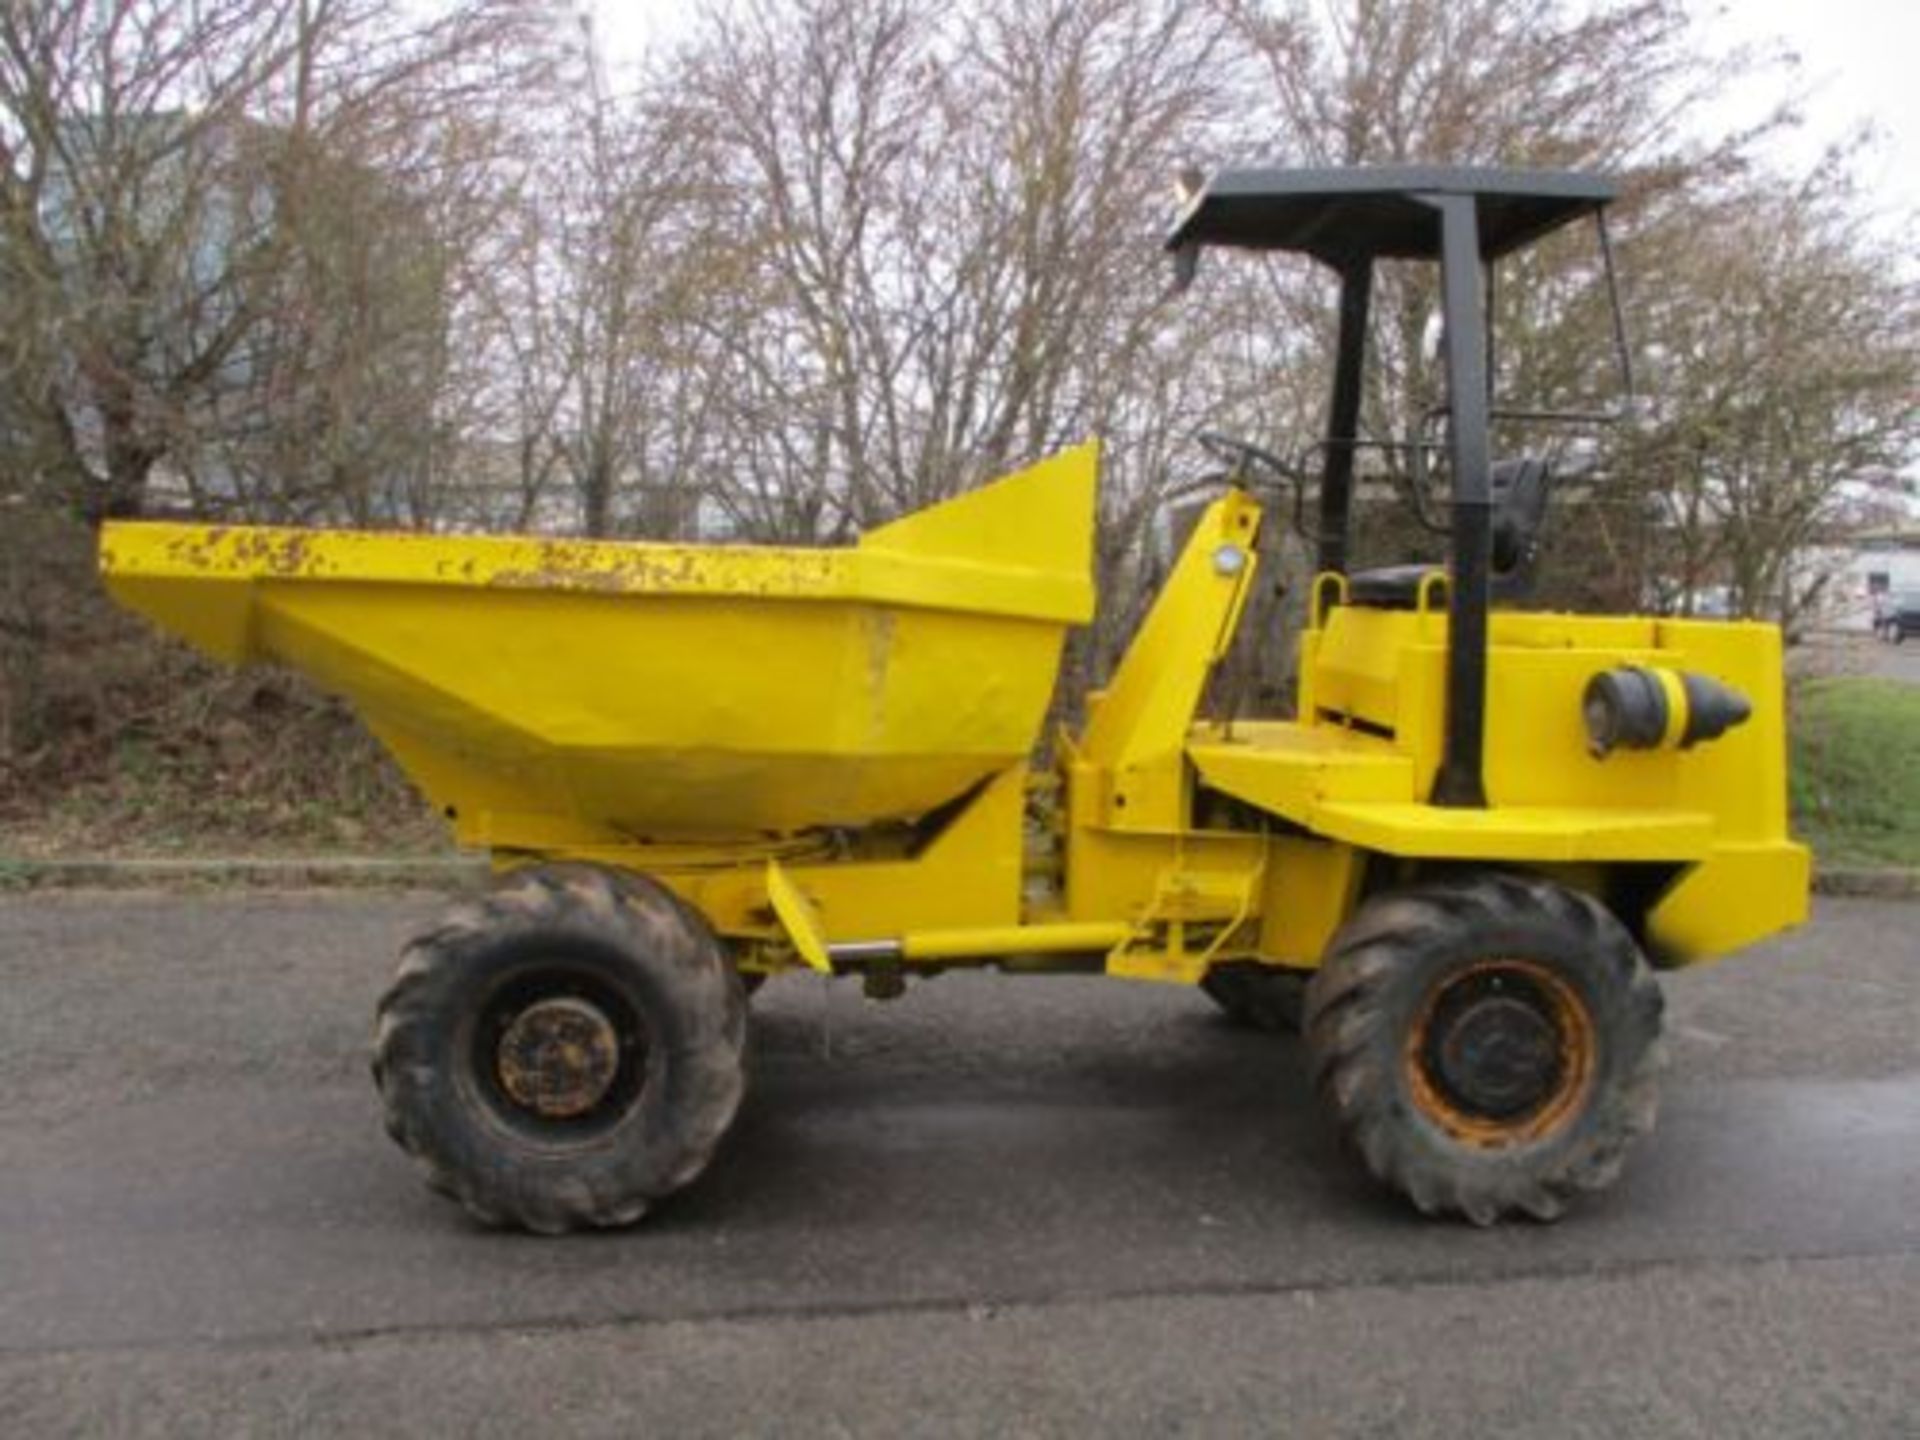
[[101, 167, 1808, 1232]]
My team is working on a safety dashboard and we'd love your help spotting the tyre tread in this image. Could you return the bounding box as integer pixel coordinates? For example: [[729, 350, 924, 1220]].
[[373, 863, 746, 1233], [1304, 872, 1663, 1226]]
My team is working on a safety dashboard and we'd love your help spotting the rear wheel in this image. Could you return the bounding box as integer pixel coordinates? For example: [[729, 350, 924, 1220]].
[[372, 863, 747, 1234], [1200, 962, 1309, 1034], [1304, 873, 1662, 1224]]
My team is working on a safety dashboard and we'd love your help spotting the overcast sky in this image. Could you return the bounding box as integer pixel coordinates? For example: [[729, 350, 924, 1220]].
[[1701, 0, 1918, 217], [587, 0, 1917, 217]]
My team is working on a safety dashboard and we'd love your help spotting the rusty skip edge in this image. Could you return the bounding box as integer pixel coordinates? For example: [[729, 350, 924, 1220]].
[[98, 522, 1094, 622]]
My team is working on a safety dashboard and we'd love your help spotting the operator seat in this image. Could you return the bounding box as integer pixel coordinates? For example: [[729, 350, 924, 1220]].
[[1347, 456, 1552, 609]]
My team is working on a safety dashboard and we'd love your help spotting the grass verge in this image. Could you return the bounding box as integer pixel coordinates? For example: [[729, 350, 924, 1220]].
[[1789, 676, 1920, 869]]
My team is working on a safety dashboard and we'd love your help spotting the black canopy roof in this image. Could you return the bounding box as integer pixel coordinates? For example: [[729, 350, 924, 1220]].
[[1166, 166, 1615, 267]]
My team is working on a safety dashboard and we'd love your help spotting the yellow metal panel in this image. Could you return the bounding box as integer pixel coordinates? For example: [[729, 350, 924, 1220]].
[[1258, 837, 1363, 967], [765, 861, 835, 973], [1309, 801, 1714, 861], [239, 589, 1068, 840], [1061, 819, 1263, 928], [102, 434, 1809, 980], [901, 923, 1129, 961], [1308, 605, 1434, 731], [100, 443, 1098, 623], [859, 444, 1097, 592], [1647, 843, 1812, 967], [1283, 603, 1793, 845], [101, 449, 1097, 843], [1648, 619, 1792, 839], [559, 763, 1029, 948], [1188, 722, 1414, 824], [1106, 864, 1263, 983], [1079, 490, 1262, 830]]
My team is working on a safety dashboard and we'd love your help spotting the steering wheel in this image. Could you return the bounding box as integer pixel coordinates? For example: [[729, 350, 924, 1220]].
[[1195, 430, 1295, 481]]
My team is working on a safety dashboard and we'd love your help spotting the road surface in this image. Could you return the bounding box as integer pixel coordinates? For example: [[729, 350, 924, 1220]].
[[1, 891, 1916, 1435], [1793, 630, 1920, 685]]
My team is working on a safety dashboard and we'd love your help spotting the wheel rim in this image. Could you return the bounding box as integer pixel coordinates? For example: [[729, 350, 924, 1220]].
[[495, 996, 622, 1119], [1405, 959, 1596, 1147], [469, 961, 650, 1140]]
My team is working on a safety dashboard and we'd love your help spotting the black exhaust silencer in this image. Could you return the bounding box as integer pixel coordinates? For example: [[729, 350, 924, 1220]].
[[1582, 666, 1752, 759]]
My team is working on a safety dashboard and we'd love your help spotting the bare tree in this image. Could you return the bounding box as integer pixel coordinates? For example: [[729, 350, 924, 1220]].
[[0, 0, 558, 524], [1623, 162, 1917, 623], [662, 0, 1235, 553], [1202, 0, 1915, 625], [6, 0, 1915, 806]]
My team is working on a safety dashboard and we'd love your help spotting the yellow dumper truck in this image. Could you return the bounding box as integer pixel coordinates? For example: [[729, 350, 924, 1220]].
[[102, 167, 1809, 1231]]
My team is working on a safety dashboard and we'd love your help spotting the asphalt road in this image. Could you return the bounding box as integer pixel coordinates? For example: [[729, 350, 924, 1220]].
[[1794, 630, 1920, 685], [1872, 638, 1920, 684], [1, 892, 1917, 1437]]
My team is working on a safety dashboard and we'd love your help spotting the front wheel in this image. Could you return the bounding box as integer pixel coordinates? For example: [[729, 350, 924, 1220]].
[[1304, 873, 1663, 1225], [372, 863, 747, 1233]]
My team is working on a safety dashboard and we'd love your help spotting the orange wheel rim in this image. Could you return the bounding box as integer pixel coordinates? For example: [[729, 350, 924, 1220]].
[[1404, 958, 1596, 1149]]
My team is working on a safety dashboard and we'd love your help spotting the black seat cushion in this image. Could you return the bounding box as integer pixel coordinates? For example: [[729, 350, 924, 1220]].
[[1346, 456, 1551, 611], [1347, 563, 1446, 609]]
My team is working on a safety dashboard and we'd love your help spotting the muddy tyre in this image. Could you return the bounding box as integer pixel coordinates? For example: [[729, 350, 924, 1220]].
[[1303, 873, 1663, 1225], [372, 863, 747, 1234], [1200, 962, 1309, 1034]]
